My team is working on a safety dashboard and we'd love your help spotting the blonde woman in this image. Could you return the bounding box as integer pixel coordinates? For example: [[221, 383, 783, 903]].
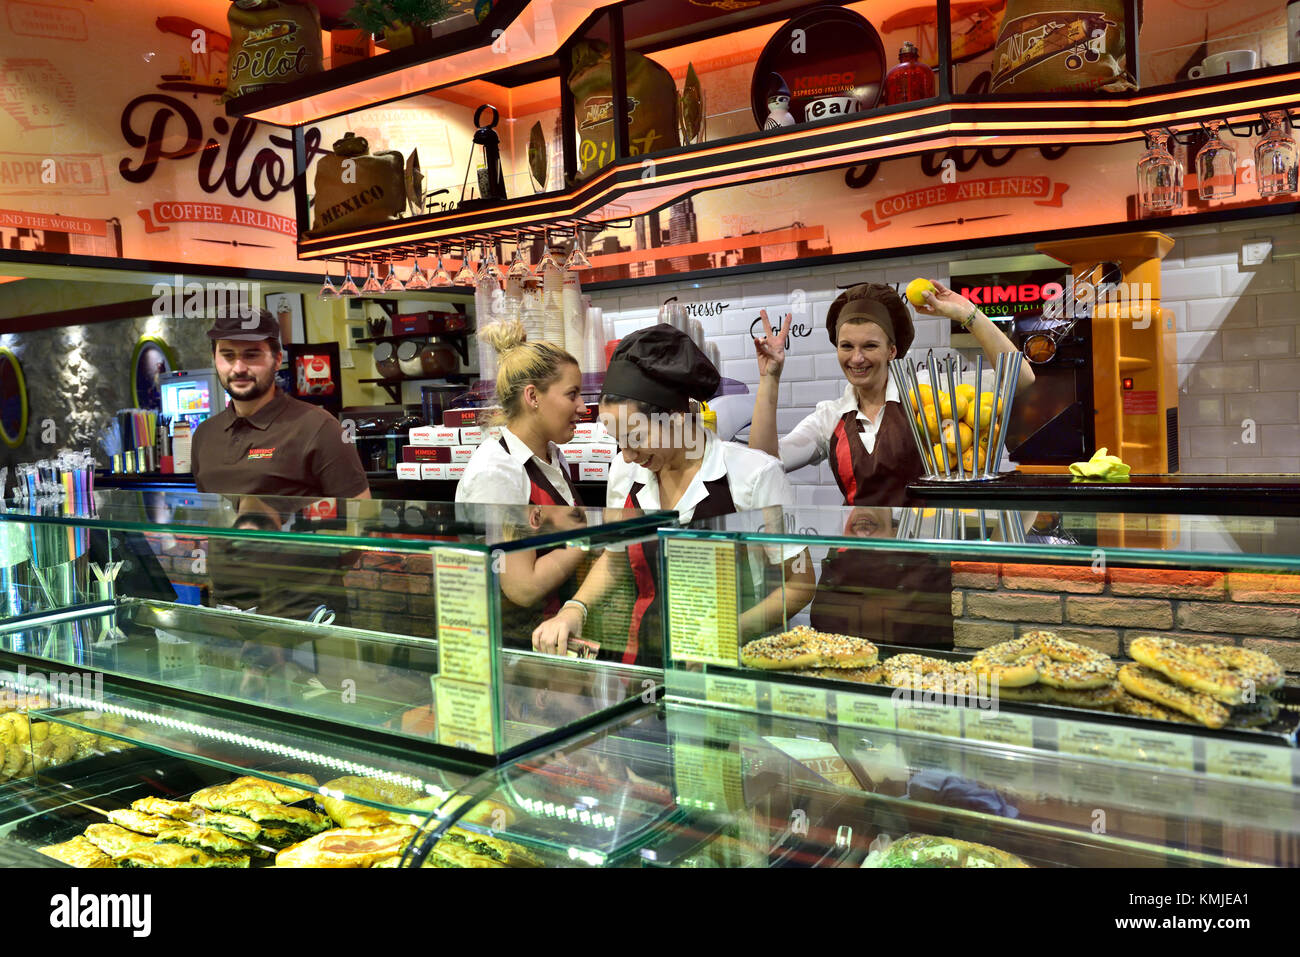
[[456, 320, 590, 645], [456, 319, 588, 507]]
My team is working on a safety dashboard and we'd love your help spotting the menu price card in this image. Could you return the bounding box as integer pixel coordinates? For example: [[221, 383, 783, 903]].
[[665, 538, 740, 666]]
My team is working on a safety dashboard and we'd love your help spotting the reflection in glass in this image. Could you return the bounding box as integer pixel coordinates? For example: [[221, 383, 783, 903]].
[[1136, 130, 1183, 211], [381, 258, 405, 293], [1196, 120, 1237, 200], [338, 261, 361, 298], [362, 260, 384, 294], [405, 255, 431, 291], [565, 232, 593, 271], [1256, 112, 1299, 197], [318, 262, 339, 300], [431, 246, 454, 287], [453, 245, 477, 286]]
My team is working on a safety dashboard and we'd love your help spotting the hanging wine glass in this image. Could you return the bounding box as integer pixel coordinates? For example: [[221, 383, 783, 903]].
[[318, 261, 339, 300], [362, 258, 384, 294], [1256, 111, 1299, 197], [507, 233, 531, 282], [381, 257, 405, 293], [1136, 130, 1184, 212], [478, 242, 505, 285], [453, 244, 478, 285], [535, 229, 562, 274], [1196, 120, 1238, 200], [338, 260, 361, 298], [405, 251, 431, 291], [432, 245, 454, 287], [564, 228, 593, 271]]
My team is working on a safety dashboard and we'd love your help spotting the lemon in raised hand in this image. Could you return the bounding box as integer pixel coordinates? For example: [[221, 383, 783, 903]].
[[906, 278, 937, 307]]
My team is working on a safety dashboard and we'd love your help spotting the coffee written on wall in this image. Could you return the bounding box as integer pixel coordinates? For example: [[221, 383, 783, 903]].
[[224, 0, 324, 102]]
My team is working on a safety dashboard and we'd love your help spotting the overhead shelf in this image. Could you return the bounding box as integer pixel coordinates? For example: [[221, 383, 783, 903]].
[[228, 0, 618, 126], [297, 67, 1300, 261], [226, 0, 834, 125]]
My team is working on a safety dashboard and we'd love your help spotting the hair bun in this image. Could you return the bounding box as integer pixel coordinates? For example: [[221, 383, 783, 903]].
[[479, 319, 527, 356]]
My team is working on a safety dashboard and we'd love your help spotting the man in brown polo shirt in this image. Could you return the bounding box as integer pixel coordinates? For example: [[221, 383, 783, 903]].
[[193, 310, 369, 499], [192, 310, 366, 690]]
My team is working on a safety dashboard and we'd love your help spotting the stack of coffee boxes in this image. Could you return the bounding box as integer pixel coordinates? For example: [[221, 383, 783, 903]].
[[398, 405, 618, 484], [398, 408, 499, 482], [558, 406, 618, 483]]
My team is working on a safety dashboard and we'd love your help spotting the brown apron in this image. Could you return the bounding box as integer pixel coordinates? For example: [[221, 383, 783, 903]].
[[828, 402, 925, 506], [496, 438, 588, 649]]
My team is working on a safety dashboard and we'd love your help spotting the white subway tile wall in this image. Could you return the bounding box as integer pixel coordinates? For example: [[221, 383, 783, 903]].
[[586, 216, 1300, 492]]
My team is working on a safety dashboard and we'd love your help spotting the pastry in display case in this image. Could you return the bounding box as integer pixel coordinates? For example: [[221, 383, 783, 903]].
[[0, 490, 682, 867], [657, 505, 1300, 780], [397, 700, 1300, 868]]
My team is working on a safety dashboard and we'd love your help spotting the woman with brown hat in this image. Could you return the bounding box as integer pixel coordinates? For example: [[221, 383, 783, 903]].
[[749, 280, 1033, 505]]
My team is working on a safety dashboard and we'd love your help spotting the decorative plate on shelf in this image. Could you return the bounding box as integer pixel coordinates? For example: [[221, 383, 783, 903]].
[[750, 6, 886, 131]]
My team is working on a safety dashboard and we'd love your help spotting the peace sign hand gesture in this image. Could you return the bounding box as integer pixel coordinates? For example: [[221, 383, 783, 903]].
[[754, 309, 793, 378]]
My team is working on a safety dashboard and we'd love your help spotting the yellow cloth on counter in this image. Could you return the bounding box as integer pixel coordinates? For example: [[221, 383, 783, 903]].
[[1069, 447, 1131, 482]]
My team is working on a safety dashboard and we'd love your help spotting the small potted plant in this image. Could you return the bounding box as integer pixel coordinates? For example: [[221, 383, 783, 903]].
[[345, 0, 451, 49]]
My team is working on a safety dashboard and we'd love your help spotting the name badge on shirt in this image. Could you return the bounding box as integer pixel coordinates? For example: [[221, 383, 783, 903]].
[[247, 447, 276, 460]]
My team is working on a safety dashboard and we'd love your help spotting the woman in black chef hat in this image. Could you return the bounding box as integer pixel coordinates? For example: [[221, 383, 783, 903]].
[[531, 324, 816, 663]]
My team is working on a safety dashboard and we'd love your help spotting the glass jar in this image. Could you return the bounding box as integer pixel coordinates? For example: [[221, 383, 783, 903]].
[[1196, 120, 1237, 200], [1255, 112, 1299, 197], [1136, 130, 1184, 211]]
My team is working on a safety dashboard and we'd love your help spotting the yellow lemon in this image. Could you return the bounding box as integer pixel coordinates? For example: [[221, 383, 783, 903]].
[[905, 277, 936, 307], [938, 391, 969, 423], [908, 383, 933, 413], [917, 405, 941, 441], [932, 444, 950, 469], [965, 394, 1004, 431], [956, 383, 976, 403], [942, 420, 974, 457]]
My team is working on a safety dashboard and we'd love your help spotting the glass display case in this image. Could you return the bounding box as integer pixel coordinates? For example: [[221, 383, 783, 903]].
[[402, 700, 1300, 868], [0, 490, 674, 762], [657, 505, 1300, 789]]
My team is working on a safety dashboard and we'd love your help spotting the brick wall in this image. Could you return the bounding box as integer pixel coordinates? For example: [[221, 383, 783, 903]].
[[587, 214, 1300, 490], [952, 561, 1300, 684]]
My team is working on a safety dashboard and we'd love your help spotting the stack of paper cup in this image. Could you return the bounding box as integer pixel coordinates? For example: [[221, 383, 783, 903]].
[[475, 276, 498, 383], [584, 306, 606, 372], [562, 270, 586, 366], [542, 264, 565, 344]]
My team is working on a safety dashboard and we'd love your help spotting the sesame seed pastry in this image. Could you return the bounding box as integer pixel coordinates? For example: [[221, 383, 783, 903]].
[[740, 626, 879, 670], [1118, 663, 1229, 729]]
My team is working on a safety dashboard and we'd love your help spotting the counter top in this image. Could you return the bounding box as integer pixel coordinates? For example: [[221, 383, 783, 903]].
[[911, 473, 1300, 515]]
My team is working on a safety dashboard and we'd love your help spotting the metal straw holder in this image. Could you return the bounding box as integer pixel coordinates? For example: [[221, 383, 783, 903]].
[[889, 350, 1023, 483]]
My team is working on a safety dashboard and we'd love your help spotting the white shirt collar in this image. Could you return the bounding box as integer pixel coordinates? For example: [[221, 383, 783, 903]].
[[500, 425, 561, 470], [627, 429, 726, 520], [834, 378, 901, 419]]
